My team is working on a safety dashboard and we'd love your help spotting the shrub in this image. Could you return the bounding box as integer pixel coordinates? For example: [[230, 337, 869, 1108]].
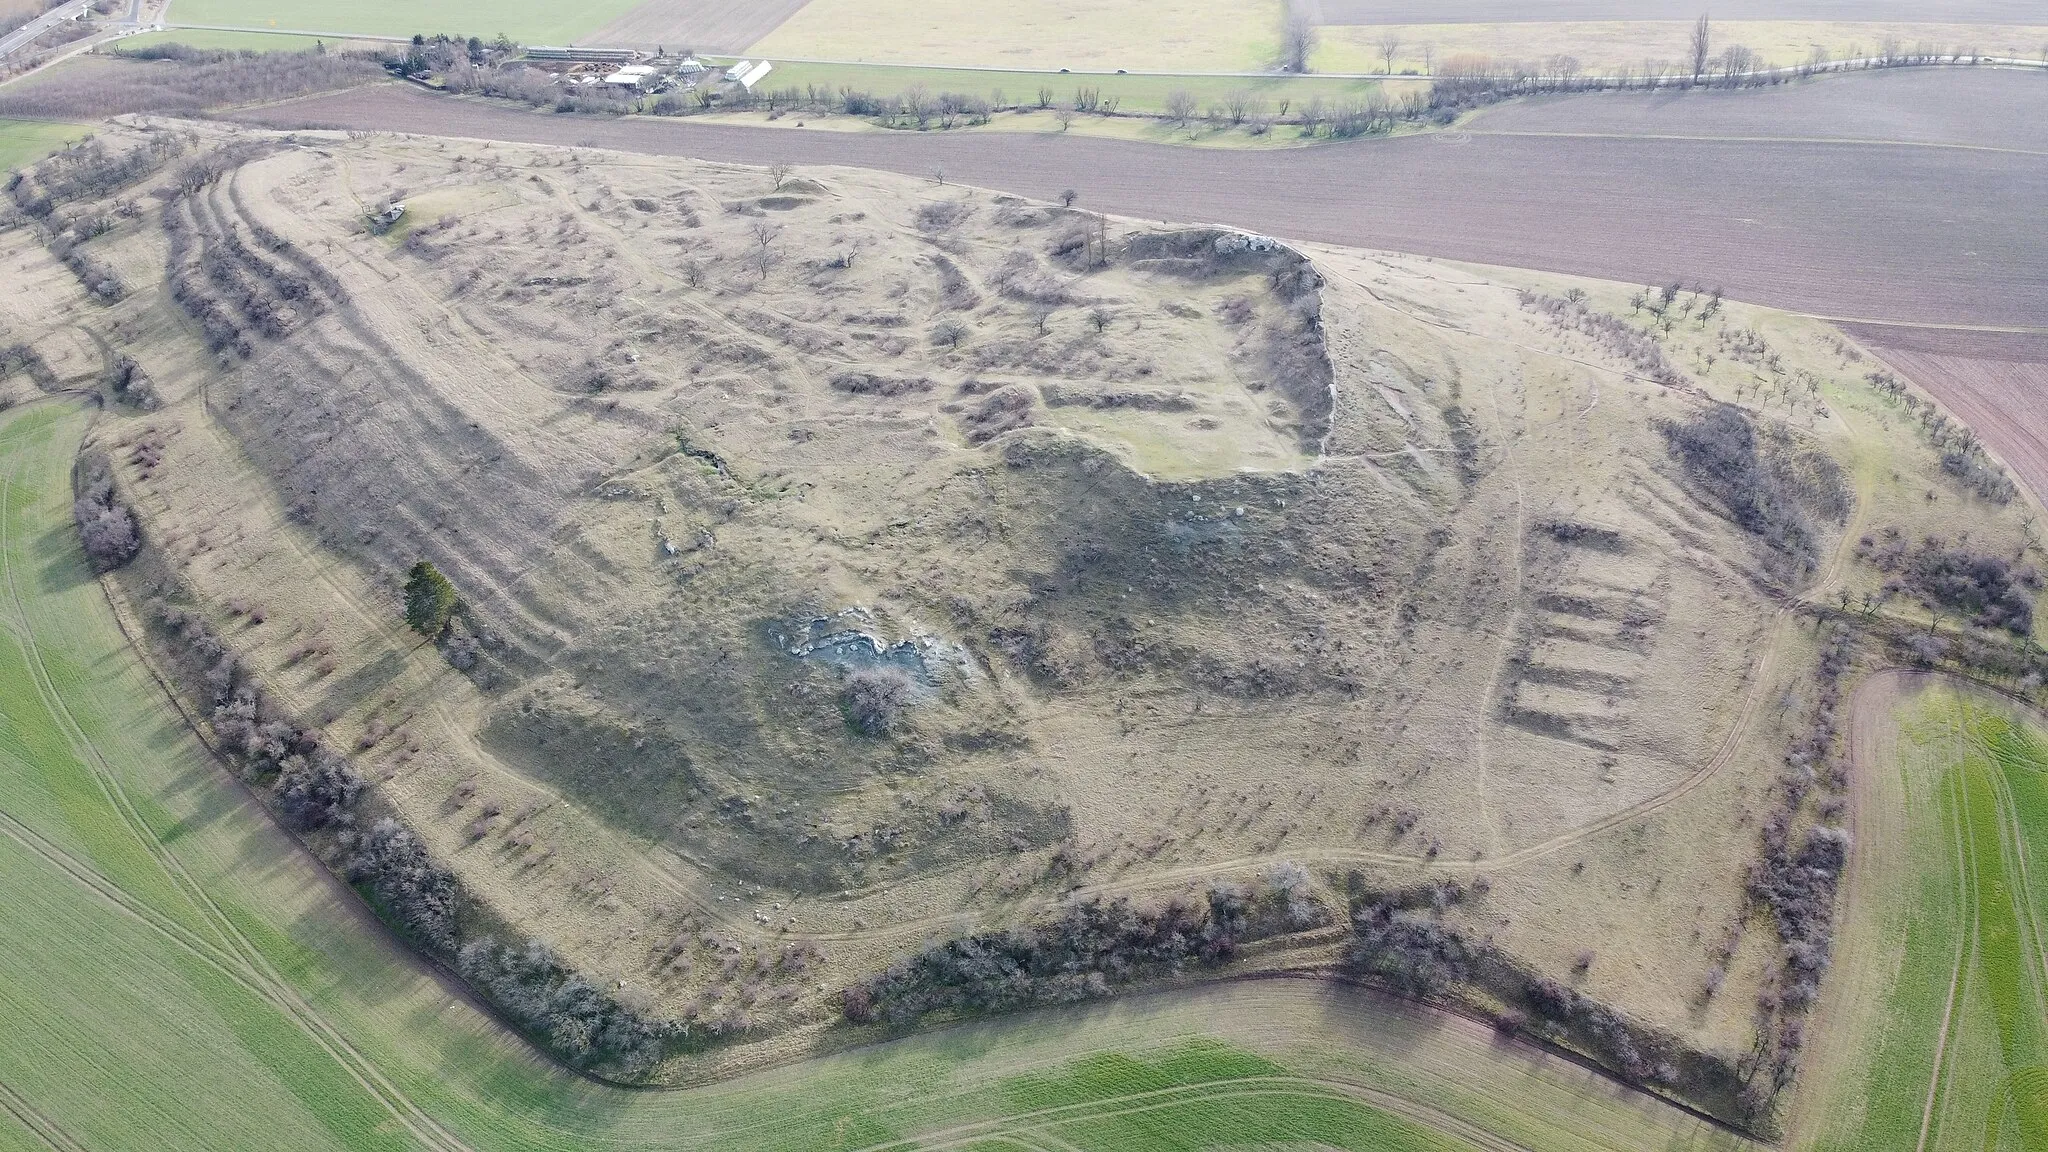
[[345, 817, 459, 947], [843, 667, 914, 735], [457, 937, 669, 1077], [846, 872, 1325, 1025], [1896, 538, 2037, 634], [403, 560, 458, 637], [1660, 404, 1846, 582], [73, 451, 140, 571]]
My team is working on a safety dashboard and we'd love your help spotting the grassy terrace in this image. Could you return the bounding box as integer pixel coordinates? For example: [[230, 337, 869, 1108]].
[[0, 398, 1746, 1150]]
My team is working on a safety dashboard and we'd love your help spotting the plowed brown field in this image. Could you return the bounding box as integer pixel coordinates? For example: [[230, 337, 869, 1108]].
[[1469, 66, 2048, 154], [235, 80, 2048, 329]]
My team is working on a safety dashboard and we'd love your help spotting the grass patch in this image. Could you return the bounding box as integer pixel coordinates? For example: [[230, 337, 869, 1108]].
[[0, 117, 83, 171]]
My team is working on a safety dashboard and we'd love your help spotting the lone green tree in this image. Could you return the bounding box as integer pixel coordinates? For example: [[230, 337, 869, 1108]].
[[404, 560, 458, 638]]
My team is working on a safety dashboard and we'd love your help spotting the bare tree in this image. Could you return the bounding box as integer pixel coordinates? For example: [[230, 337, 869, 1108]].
[[747, 220, 780, 278], [1377, 31, 1402, 74], [767, 162, 792, 190], [1053, 102, 1076, 131], [1420, 43, 1434, 75], [1690, 14, 1712, 84], [1059, 188, 1079, 207], [1164, 88, 1197, 125], [1281, 7, 1317, 73]]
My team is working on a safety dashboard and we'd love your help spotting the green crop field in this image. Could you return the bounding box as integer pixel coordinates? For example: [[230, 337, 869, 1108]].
[[161, 0, 636, 44], [1796, 683, 2048, 1151], [0, 398, 1748, 1150]]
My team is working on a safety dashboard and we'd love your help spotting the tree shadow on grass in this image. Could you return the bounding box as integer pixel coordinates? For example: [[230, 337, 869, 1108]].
[[314, 648, 408, 718], [30, 521, 95, 597]]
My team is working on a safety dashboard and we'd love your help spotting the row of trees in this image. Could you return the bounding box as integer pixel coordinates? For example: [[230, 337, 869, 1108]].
[[843, 867, 1326, 1025], [140, 586, 671, 1078]]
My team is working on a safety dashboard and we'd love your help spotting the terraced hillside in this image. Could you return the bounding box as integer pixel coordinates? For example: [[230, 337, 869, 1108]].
[[0, 398, 1756, 1149]]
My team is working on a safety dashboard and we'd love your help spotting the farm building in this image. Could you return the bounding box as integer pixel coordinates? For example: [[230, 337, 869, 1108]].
[[725, 59, 774, 90], [525, 46, 639, 63], [602, 64, 660, 92]]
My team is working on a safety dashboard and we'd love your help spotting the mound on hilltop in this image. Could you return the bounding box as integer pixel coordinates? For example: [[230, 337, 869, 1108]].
[[8, 119, 2039, 1112]]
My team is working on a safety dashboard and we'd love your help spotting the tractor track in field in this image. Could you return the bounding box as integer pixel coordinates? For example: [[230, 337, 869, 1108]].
[[0, 409, 475, 1152], [0, 1073, 87, 1152], [845, 1073, 1529, 1152]]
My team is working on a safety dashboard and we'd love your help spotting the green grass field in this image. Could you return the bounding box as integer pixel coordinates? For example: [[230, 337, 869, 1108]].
[[0, 398, 1752, 1150], [738, 60, 1408, 117], [0, 118, 83, 171], [1798, 684, 2048, 1151], [161, 0, 634, 43]]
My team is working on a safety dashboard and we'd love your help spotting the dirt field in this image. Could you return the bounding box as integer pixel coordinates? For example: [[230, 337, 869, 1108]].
[[1845, 326, 2048, 507], [1315, 22, 2048, 76], [1468, 66, 2048, 155], [583, 0, 815, 54], [1299, 0, 2047, 23], [234, 78, 2048, 329]]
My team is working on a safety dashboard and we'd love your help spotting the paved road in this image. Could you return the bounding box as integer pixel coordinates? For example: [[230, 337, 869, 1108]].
[[0, 1, 91, 60], [237, 73, 2048, 330]]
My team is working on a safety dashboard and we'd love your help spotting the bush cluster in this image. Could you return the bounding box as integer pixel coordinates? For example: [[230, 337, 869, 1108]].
[[1737, 623, 1853, 1121], [0, 342, 55, 388], [1660, 404, 1847, 582], [104, 353, 158, 409], [841, 666, 914, 735], [43, 225, 125, 303], [1860, 529, 2039, 635], [844, 869, 1326, 1025], [73, 451, 141, 571], [162, 203, 250, 356], [457, 938, 667, 1077]]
